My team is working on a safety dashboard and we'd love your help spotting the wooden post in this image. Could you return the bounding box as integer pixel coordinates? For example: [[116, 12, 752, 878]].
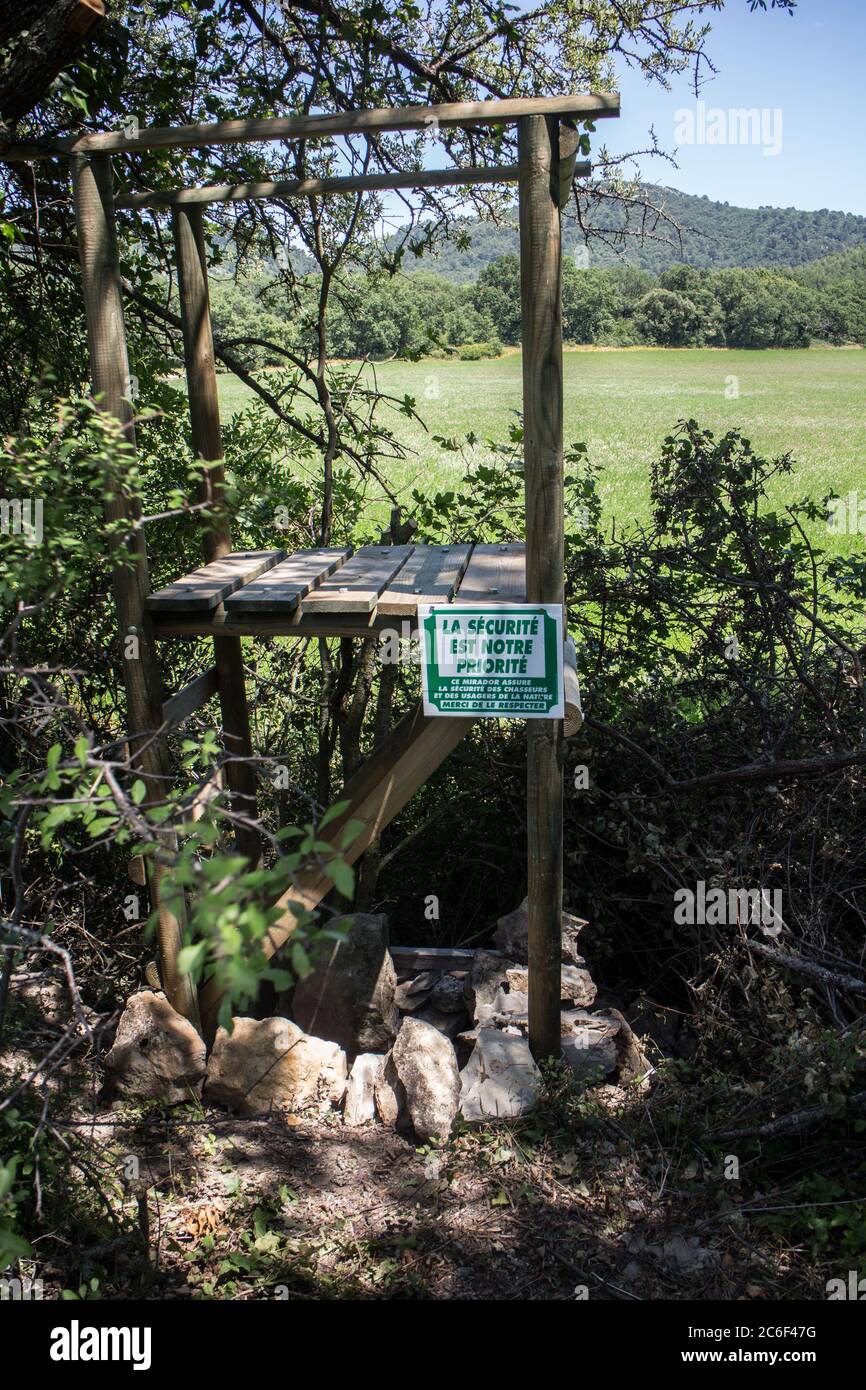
[[518, 115, 565, 1062], [71, 153, 200, 1029], [172, 203, 260, 867]]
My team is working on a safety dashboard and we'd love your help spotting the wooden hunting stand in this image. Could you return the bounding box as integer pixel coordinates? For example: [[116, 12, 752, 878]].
[[3, 92, 619, 1055]]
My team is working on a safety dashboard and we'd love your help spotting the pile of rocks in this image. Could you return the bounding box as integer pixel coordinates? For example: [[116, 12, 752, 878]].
[[103, 904, 650, 1141]]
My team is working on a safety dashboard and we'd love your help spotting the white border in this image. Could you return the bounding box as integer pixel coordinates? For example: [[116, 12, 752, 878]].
[[418, 602, 564, 719]]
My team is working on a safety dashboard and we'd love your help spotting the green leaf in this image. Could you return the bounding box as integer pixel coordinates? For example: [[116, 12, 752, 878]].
[[177, 942, 206, 977], [329, 858, 355, 899], [291, 941, 312, 978], [0, 1159, 18, 1198], [87, 816, 118, 837], [340, 818, 365, 850], [317, 799, 349, 830]]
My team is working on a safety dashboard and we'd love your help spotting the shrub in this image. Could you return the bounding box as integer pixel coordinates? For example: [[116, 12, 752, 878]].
[[457, 339, 502, 360]]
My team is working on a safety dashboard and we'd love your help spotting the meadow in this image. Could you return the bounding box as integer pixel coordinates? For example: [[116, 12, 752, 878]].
[[216, 346, 866, 550]]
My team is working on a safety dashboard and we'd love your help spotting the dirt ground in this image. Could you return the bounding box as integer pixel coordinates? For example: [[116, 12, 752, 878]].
[[24, 1090, 814, 1302], [1, 974, 832, 1301]]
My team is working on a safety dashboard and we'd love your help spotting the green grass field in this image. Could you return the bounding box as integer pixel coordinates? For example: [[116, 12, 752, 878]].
[[216, 346, 866, 547]]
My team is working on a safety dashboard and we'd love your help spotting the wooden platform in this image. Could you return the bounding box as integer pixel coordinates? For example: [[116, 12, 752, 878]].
[[148, 541, 526, 638]]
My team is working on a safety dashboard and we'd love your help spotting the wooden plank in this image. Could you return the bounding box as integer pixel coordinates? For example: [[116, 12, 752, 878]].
[[162, 665, 219, 730], [2, 94, 620, 162], [519, 114, 565, 1063], [145, 550, 287, 613], [187, 764, 224, 823], [454, 542, 526, 603], [301, 544, 413, 614], [390, 946, 475, 975], [71, 152, 199, 1030], [212, 631, 259, 863], [377, 543, 473, 616], [117, 164, 527, 212], [152, 609, 418, 640], [198, 701, 475, 1038], [173, 205, 224, 494], [225, 547, 350, 615]]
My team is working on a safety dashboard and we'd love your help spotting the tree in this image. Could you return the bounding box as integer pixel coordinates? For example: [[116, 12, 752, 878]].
[[474, 254, 522, 345], [660, 264, 724, 344], [713, 269, 818, 348], [793, 247, 866, 345], [561, 263, 617, 343], [634, 287, 703, 347], [0, 1, 106, 125]]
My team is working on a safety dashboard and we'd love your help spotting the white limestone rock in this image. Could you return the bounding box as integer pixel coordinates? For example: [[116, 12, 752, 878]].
[[459, 1029, 542, 1123], [391, 1016, 460, 1142], [505, 963, 596, 1007], [343, 1053, 383, 1126], [560, 1011, 618, 1081], [493, 896, 587, 965], [374, 1052, 407, 1126], [104, 990, 206, 1105], [463, 950, 513, 1022], [205, 1016, 346, 1116]]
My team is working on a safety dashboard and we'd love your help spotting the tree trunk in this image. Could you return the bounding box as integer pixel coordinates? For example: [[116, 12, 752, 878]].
[[0, 2, 105, 127]]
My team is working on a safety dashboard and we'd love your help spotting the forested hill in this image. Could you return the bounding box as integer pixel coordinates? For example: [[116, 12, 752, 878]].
[[398, 186, 866, 280]]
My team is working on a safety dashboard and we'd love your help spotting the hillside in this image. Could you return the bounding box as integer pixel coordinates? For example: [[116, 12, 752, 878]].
[[396, 185, 866, 281], [792, 243, 866, 290]]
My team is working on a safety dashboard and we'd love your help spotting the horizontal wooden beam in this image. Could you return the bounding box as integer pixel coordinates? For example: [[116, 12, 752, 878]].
[[152, 608, 412, 640], [116, 163, 555, 211], [162, 665, 219, 730], [390, 945, 475, 975], [1, 93, 619, 163]]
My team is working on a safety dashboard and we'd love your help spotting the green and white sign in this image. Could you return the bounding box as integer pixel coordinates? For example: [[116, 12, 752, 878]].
[[419, 603, 564, 718]]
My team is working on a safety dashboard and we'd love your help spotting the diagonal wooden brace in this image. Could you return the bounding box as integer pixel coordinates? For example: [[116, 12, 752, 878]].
[[198, 702, 475, 1038]]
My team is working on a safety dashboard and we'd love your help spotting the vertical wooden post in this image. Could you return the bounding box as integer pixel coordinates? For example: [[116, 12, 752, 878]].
[[172, 204, 260, 867], [518, 115, 565, 1062], [71, 153, 200, 1028]]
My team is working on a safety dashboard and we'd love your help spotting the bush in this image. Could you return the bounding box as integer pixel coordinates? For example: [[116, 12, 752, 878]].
[[457, 339, 502, 360], [634, 288, 704, 346]]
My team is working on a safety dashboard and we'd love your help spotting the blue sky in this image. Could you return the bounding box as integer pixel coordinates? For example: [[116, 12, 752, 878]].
[[610, 0, 866, 214]]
